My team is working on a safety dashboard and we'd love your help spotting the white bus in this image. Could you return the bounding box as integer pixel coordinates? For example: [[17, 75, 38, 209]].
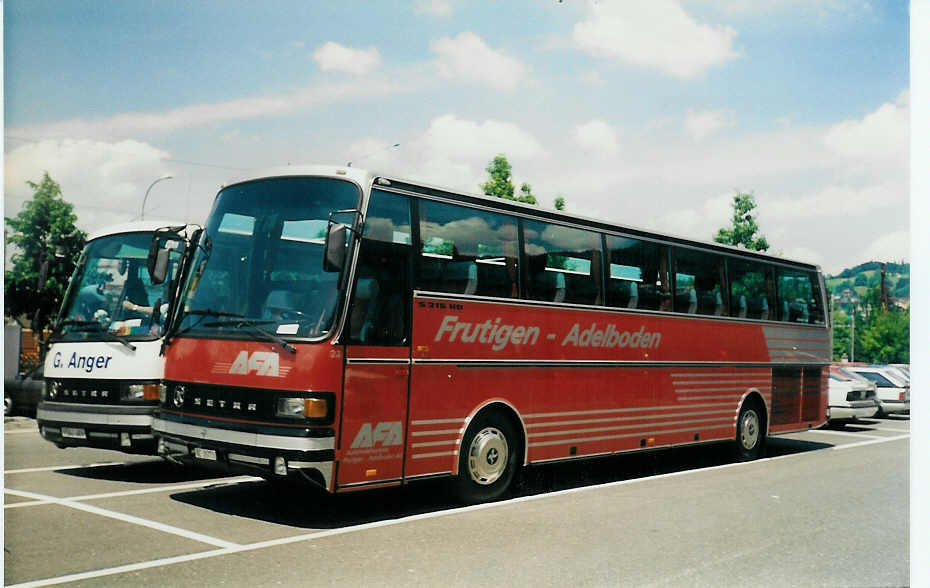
[[39, 221, 201, 453]]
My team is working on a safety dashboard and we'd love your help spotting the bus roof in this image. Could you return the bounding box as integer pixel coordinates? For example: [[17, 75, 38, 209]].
[[86, 220, 194, 243], [219, 165, 821, 272]]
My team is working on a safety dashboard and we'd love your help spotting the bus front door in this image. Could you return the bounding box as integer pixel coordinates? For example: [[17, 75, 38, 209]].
[[337, 347, 409, 489]]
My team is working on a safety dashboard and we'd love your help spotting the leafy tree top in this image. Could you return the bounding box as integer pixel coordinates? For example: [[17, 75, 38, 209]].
[[5, 172, 86, 332], [481, 155, 515, 200], [714, 192, 769, 252]]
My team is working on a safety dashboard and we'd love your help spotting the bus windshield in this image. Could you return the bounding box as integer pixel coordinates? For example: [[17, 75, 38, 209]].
[[55, 232, 184, 341], [177, 176, 360, 340]]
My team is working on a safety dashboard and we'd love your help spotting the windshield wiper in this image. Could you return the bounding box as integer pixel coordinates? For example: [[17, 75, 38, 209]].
[[202, 318, 297, 354], [167, 308, 244, 344], [61, 320, 137, 351]]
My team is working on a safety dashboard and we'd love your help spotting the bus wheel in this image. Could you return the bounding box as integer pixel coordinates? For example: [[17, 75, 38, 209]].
[[453, 411, 520, 504], [735, 400, 765, 461]]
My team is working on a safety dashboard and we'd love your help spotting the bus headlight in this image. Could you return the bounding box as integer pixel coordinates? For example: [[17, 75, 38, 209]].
[[122, 383, 162, 401], [45, 380, 60, 400], [275, 397, 329, 419]]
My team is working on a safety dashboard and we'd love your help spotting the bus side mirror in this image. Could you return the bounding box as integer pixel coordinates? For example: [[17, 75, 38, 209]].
[[149, 248, 171, 285], [147, 233, 177, 285], [323, 223, 348, 272]]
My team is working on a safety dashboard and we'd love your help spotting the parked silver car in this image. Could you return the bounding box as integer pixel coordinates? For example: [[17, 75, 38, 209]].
[[843, 365, 909, 417], [827, 365, 878, 424]]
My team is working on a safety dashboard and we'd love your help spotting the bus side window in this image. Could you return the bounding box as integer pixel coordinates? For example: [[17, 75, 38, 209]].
[[417, 200, 519, 299], [775, 268, 823, 324], [606, 236, 668, 311], [674, 248, 726, 316], [522, 220, 601, 305], [728, 260, 772, 320], [348, 190, 411, 345]]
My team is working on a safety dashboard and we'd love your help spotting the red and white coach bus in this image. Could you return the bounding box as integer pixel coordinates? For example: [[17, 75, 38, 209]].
[[152, 165, 830, 503]]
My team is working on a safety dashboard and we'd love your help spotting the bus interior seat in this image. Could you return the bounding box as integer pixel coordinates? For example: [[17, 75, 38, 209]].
[[353, 278, 380, 343], [264, 289, 302, 319], [445, 260, 478, 295], [626, 281, 639, 309]]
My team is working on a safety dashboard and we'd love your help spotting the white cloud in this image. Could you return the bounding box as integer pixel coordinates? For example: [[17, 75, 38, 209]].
[[350, 114, 544, 193], [9, 77, 411, 141], [4, 140, 177, 233], [414, 0, 456, 16], [419, 114, 544, 162], [311, 42, 382, 75], [685, 109, 735, 140], [431, 32, 529, 91], [578, 69, 607, 87], [861, 230, 909, 264], [572, 1, 739, 79], [824, 90, 908, 168], [571, 120, 620, 157]]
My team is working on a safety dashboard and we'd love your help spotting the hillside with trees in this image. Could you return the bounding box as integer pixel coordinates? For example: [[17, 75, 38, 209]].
[[826, 261, 909, 303]]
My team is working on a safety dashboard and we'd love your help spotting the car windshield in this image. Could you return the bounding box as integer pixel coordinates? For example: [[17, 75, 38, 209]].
[[177, 176, 359, 340], [55, 232, 184, 341]]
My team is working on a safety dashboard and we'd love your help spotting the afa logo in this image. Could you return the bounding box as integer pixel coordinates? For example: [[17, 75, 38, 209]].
[[228, 351, 279, 376], [351, 421, 403, 449]]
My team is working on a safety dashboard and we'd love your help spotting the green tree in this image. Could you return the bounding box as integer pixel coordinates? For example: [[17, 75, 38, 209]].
[[832, 310, 851, 361], [517, 182, 537, 205], [481, 154, 515, 200], [5, 172, 86, 334], [714, 192, 769, 251], [859, 308, 909, 363], [482, 154, 568, 210]]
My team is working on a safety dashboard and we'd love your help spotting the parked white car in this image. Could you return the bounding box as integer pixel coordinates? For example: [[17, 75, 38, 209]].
[[827, 367, 878, 424], [843, 365, 910, 417]]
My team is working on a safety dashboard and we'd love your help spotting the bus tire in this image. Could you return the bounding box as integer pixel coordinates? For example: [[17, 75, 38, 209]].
[[453, 410, 520, 504], [734, 399, 765, 461]]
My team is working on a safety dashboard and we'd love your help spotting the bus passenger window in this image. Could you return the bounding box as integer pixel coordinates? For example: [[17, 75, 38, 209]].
[[775, 268, 823, 324], [348, 190, 411, 345], [728, 260, 773, 320], [417, 200, 519, 298], [674, 249, 726, 316], [606, 236, 668, 311], [523, 221, 601, 305]]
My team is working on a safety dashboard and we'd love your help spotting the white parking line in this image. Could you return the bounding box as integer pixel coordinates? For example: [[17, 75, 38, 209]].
[[803, 429, 881, 439], [7, 433, 909, 588], [4, 475, 262, 509], [4, 488, 240, 550], [5, 462, 131, 475], [868, 426, 911, 434]]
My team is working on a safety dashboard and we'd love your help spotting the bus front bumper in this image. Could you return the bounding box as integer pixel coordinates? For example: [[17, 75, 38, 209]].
[[37, 401, 157, 453], [153, 417, 335, 491]]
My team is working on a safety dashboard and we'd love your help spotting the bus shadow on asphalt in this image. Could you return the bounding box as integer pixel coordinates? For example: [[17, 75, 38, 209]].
[[168, 437, 833, 530], [58, 459, 241, 484]]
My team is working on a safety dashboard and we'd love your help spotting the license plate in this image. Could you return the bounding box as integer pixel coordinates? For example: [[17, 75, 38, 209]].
[[61, 427, 86, 439], [193, 448, 217, 461]]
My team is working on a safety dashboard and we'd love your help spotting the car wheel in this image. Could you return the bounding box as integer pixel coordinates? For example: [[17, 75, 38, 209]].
[[452, 410, 521, 504], [4, 395, 12, 417], [734, 400, 765, 461]]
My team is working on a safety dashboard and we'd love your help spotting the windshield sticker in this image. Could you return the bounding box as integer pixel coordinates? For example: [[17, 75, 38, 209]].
[[276, 324, 299, 335]]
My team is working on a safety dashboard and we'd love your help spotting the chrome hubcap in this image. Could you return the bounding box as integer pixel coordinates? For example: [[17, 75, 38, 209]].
[[740, 409, 759, 450], [467, 427, 509, 485]]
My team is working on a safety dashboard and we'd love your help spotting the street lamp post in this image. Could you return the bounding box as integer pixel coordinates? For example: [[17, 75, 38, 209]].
[[140, 175, 173, 221]]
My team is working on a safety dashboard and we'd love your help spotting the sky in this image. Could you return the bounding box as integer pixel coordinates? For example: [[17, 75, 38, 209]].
[[3, 0, 910, 275]]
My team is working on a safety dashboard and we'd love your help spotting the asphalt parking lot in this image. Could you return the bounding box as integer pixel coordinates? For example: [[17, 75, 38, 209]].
[[3, 415, 910, 587]]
